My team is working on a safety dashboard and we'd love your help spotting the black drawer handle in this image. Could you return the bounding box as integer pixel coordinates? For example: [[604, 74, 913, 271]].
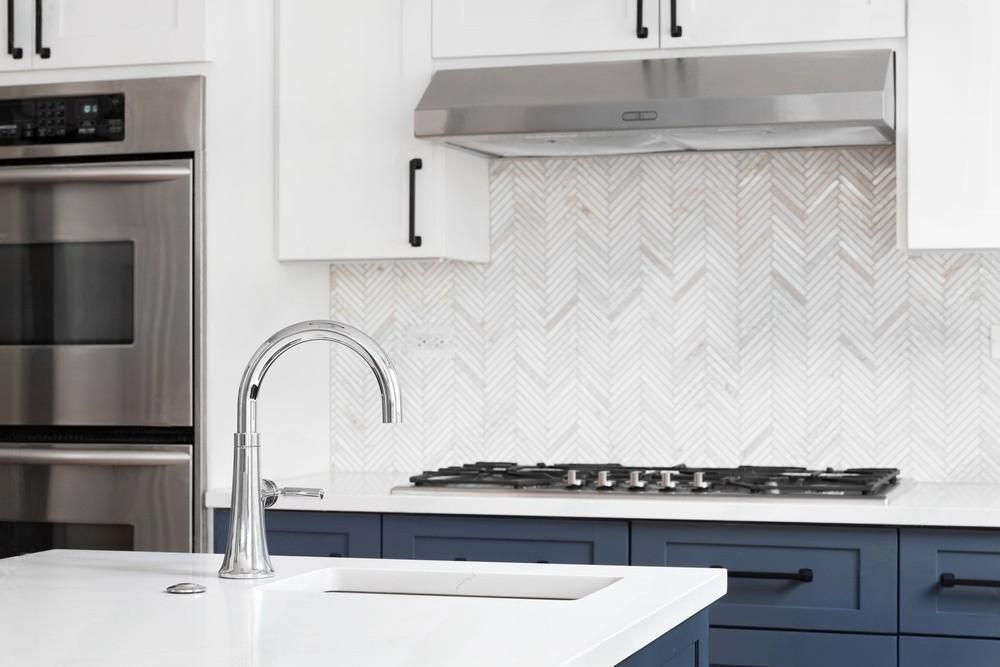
[[669, 0, 683, 38], [34, 0, 48, 58], [712, 565, 814, 583], [536, 560, 549, 564], [328, 552, 343, 558], [940, 573, 1000, 588], [635, 0, 648, 39], [408, 158, 423, 248], [7, 0, 22, 59], [453, 556, 467, 561]]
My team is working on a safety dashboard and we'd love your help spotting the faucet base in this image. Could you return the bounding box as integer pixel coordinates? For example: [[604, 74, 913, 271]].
[[219, 569, 275, 580]]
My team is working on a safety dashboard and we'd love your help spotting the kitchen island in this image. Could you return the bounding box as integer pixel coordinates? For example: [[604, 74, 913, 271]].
[[0, 550, 725, 667]]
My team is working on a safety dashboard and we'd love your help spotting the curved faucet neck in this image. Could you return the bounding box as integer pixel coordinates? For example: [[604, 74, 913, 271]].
[[235, 320, 401, 434]]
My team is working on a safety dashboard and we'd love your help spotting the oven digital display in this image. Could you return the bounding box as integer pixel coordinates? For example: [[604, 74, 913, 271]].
[[0, 241, 135, 346]]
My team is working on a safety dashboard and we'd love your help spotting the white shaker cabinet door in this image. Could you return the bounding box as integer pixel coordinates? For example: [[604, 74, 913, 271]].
[[432, 0, 659, 58], [904, 0, 1000, 250], [31, 0, 206, 69], [661, 0, 904, 49], [1, 0, 33, 71], [276, 0, 489, 261]]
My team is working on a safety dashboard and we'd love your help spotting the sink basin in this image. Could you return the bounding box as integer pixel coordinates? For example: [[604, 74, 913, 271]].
[[262, 567, 621, 601]]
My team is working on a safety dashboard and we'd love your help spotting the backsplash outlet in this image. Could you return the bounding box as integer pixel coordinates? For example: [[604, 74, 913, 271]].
[[330, 147, 1000, 483]]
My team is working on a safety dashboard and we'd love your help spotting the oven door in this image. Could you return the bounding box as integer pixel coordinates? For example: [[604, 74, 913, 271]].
[[0, 443, 192, 557], [0, 158, 193, 427]]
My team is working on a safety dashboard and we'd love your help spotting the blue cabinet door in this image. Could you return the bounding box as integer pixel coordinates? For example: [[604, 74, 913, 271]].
[[899, 635, 1000, 667], [709, 628, 897, 667], [382, 514, 629, 564], [213, 509, 380, 558], [619, 611, 709, 667], [900, 528, 1000, 639], [631, 522, 897, 633]]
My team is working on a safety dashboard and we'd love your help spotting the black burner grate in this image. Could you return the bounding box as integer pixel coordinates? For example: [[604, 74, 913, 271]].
[[409, 463, 901, 498]]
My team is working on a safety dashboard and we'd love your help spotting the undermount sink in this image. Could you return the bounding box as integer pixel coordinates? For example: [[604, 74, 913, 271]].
[[261, 567, 622, 601]]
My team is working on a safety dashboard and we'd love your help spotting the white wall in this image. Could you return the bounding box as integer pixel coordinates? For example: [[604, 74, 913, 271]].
[[0, 0, 332, 505]]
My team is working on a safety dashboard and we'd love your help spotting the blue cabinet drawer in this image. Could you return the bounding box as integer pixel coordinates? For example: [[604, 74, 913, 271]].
[[899, 635, 1000, 667], [382, 514, 629, 565], [709, 628, 896, 667], [631, 522, 897, 633], [900, 528, 1000, 639], [213, 509, 380, 558]]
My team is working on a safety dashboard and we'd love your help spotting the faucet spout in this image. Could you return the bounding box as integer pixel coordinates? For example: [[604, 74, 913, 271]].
[[219, 320, 401, 579]]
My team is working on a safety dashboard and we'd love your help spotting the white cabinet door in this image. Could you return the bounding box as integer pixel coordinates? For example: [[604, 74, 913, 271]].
[[1, 0, 32, 71], [904, 1, 1000, 249], [32, 0, 205, 69], [432, 0, 659, 58], [276, 0, 489, 261], [662, 0, 904, 49]]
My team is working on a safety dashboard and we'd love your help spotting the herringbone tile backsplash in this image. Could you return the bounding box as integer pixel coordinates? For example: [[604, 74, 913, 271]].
[[330, 147, 1000, 482]]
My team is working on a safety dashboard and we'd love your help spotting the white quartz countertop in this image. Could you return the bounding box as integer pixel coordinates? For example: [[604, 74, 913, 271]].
[[0, 550, 725, 667], [206, 472, 1000, 528]]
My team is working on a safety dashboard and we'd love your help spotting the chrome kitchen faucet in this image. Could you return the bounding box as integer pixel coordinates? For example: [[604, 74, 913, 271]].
[[219, 320, 401, 579]]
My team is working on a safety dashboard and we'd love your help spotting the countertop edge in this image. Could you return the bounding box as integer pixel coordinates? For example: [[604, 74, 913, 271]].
[[204, 472, 1000, 529]]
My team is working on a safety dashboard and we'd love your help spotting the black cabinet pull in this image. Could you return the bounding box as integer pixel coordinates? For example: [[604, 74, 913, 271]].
[[535, 560, 549, 564], [34, 0, 49, 58], [635, 0, 648, 39], [453, 556, 467, 561], [669, 0, 683, 38], [328, 552, 343, 558], [6, 0, 21, 59], [408, 158, 423, 248], [712, 565, 814, 583], [940, 573, 1000, 588]]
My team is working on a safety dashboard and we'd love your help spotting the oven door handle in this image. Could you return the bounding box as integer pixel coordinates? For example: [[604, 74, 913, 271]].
[[0, 447, 191, 466], [0, 165, 191, 184]]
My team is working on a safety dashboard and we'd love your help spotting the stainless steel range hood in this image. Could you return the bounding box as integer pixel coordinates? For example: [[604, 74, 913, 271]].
[[415, 50, 895, 158]]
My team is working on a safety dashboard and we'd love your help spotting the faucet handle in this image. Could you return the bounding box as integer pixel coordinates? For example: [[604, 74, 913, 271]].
[[261, 478, 326, 509]]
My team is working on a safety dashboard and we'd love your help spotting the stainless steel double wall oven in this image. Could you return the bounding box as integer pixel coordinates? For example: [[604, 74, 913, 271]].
[[0, 77, 203, 557]]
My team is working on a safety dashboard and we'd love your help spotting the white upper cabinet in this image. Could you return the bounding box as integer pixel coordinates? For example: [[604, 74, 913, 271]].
[[1, 0, 33, 71], [432, 0, 903, 60], [432, 0, 660, 58], [903, 1, 1000, 250], [33, 0, 205, 69], [275, 0, 489, 262], [2, 0, 205, 71], [662, 0, 905, 50]]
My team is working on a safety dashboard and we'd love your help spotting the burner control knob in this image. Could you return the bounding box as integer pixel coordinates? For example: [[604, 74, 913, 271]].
[[596, 470, 615, 490], [659, 470, 678, 491], [628, 471, 647, 491], [564, 470, 583, 488], [691, 471, 710, 490]]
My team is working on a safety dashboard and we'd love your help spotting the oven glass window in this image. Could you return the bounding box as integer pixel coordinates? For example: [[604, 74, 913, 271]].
[[0, 241, 134, 345], [0, 521, 134, 559]]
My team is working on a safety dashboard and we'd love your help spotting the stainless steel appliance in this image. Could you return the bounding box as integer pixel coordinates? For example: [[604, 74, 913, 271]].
[[400, 463, 901, 499], [0, 77, 203, 558], [416, 50, 895, 157]]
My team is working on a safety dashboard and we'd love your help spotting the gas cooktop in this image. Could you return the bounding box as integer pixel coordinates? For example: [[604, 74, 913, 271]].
[[404, 463, 901, 499]]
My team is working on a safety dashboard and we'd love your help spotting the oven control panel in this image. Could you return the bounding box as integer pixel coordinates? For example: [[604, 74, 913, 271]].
[[0, 93, 125, 145]]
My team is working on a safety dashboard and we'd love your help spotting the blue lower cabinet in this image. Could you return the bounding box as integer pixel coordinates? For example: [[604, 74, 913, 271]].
[[899, 635, 1000, 667], [619, 611, 709, 667], [709, 628, 897, 667], [900, 528, 1000, 639], [631, 522, 898, 633], [382, 514, 629, 564], [213, 509, 380, 558]]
